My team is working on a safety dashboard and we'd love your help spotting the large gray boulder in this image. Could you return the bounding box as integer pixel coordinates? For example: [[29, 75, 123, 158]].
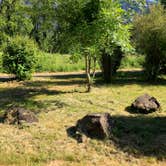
[[131, 94, 160, 114], [4, 107, 38, 125]]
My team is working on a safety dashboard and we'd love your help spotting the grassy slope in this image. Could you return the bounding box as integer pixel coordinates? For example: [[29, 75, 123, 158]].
[[0, 70, 165, 166]]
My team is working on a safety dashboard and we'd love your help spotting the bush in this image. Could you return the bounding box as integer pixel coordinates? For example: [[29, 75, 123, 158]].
[[133, 4, 166, 80], [2, 36, 37, 80], [120, 55, 145, 69]]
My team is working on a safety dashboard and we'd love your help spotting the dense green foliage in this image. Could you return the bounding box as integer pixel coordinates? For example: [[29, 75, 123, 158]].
[[27, 0, 57, 52], [2, 36, 37, 80], [0, 0, 56, 52], [0, 0, 33, 42], [55, 0, 132, 87], [120, 54, 145, 69], [0, 52, 144, 73], [133, 4, 166, 80], [0, 0, 165, 83], [161, 0, 166, 7]]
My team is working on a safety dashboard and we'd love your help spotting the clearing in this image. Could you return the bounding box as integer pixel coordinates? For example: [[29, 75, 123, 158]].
[[0, 70, 165, 166]]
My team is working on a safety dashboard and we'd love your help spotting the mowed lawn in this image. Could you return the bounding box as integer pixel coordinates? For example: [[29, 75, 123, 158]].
[[0, 70, 165, 166]]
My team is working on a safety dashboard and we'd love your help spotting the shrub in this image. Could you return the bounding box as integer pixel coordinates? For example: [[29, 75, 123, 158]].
[[120, 55, 145, 69], [2, 36, 37, 80], [133, 4, 166, 80]]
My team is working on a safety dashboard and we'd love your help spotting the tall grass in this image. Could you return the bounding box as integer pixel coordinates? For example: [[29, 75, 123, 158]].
[[35, 52, 85, 72], [35, 52, 145, 72], [0, 51, 145, 73]]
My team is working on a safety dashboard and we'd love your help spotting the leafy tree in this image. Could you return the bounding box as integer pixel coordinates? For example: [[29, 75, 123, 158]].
[[0, 0, 33, 47], [161, 0, 166, 7], [27, 0, 56, 52], [120, 0, 147, 21], [133, 4, 166, 80], [55, 0, 132, 91], [0, 0, 56, 52]]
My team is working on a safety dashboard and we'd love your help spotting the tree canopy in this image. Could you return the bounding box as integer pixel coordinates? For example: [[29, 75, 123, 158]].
[[55, 0, 132, 87], [133, 4, 166, 80]]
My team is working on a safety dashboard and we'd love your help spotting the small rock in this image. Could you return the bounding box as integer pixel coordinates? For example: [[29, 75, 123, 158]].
[[76, 113, 113, 139], [4, 107, 38, 125], [131, 94, 160, 114]]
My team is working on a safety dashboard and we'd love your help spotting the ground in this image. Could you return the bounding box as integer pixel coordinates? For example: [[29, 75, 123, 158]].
[[0, 70, 165, 166]]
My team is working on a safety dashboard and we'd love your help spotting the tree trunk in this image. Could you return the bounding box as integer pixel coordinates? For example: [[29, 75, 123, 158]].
[[101, 53, 112, 83], [92, 57, 97, 79], [100, 46, 123, 83], [85, 55, 92, 92]]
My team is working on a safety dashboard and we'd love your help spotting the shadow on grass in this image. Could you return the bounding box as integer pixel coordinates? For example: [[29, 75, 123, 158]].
[[125, 106, 158, 114], [34, 73, 87, 80], [33, 70, 166, 87], [111, 70, 166, 86], [67, 115, 166, 159], [0, 70, 164, 113], [24, 70, 166, 89], [30, 72, 102, 87], [23, 79, 86, 87], [0, 87, 68, 113], [0, 73, 89, 113], [0, 70, 165, 87], [0, 76, 15, 82], [94, 70, 166, 87], [66, 126, 84, 143], [22, 73, 89, 87], [112, 115, 166, 159]]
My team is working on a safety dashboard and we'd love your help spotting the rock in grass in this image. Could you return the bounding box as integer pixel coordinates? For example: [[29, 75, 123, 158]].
[[4, 107, 38, 125], [76, 113, 113, 140], [131, 94, 160, 114]]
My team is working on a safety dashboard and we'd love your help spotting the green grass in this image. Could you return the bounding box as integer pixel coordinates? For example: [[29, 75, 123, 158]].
[[36, 53, 145, 72], [0, 70, 165, 166], [0, 51, 145, 73], [35, 52, 86, 72]]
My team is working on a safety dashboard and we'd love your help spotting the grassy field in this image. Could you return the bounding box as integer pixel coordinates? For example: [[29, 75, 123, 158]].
[[0, 51, 144, 72], [36, 53, 145, 72], [35, 53, 86, 72], [0, 70, 165, 166]]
